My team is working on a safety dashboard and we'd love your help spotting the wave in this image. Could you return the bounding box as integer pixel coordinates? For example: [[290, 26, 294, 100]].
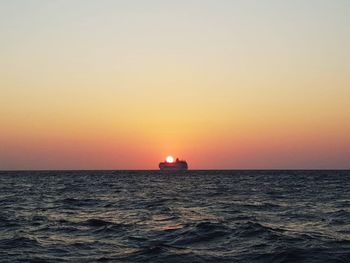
[[327, 209, 350, 225], [2, 170, 350, 262], [167, 221, 231, 246], [83, 218, 131, 234], [0, 215, 19, 228], [233, 221, 284, 239], [0, 236, 41, 249], [59, 197, 101, 206], [250, 247, 350, 263], [117, 245, 225, 263], [84, 218, 116, 227]]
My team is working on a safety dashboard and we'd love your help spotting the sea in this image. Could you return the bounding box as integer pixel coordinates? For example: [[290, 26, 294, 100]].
[[1, 170, 350, 263]]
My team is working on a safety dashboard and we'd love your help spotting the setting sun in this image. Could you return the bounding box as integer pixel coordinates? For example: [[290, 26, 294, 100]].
[[166, 156, 174, 163]]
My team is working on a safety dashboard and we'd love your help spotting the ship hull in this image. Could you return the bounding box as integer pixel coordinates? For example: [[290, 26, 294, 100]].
[[159, 161, 188, 171]]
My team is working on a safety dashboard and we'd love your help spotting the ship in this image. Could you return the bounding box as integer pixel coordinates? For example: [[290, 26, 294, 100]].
[[159, 158, 188, 171]]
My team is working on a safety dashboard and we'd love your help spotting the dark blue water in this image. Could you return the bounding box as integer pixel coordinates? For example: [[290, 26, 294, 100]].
[[1, 170, 350, 262]]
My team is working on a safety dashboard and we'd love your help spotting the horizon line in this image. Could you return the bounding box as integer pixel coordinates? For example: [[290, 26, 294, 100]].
[[1, 169, 349, 172]]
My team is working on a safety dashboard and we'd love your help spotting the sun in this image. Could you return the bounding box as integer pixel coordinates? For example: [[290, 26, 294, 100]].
[[166, 155, 174, 163]]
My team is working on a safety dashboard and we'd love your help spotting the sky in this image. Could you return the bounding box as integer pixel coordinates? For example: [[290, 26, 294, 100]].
[[0, 0, 349, 170]]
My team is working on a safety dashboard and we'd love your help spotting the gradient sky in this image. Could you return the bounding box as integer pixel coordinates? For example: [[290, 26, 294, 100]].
[[1, 0, 349, 170]]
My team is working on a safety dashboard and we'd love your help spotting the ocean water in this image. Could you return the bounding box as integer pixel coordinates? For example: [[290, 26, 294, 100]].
[[1, 170, 350, 263]]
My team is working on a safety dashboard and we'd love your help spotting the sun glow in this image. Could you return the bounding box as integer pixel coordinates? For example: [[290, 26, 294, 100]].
[[166, 156, 174, 163]]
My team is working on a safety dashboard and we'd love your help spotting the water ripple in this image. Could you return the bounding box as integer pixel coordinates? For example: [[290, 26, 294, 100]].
[[0, 170, 350, 262]]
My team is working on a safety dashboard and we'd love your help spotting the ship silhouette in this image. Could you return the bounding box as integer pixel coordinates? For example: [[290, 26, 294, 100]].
[[159, 158, 188, 171]]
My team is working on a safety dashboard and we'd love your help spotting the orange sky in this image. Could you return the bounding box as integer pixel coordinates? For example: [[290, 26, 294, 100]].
[[1, 1, 349, 169]]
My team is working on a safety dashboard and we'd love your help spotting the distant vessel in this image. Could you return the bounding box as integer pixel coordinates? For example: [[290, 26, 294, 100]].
[[159, 158, 188, 171]]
